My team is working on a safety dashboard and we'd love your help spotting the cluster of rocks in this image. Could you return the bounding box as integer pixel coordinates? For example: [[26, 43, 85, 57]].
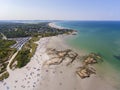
[[76, 66, 96, 79], [44, 48, 103, 79], [44, 48, 79, 66], [77, 53, 102, 79], [84, 53, 102, 65]]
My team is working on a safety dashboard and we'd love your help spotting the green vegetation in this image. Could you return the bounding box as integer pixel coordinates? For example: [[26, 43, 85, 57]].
[[0, 22, 74, 38], [8, 22, 74, 69], [0, 33, 2, 39], [41, 32, 59, 37], [0, 39, 16, 76], [0, 71, 9, 81], [16, 49, 30, 68], [0, 39, 16, 61], [10, 36, 40, 69], [0, 62, 8, 74], [0, 39, 16, 49], [0, 22, 74, 80]]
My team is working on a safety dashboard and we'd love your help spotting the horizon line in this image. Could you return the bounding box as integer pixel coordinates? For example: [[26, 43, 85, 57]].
[[0, 19, 120, 21]]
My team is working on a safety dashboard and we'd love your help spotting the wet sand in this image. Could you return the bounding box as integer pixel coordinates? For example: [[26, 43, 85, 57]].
[[0, 36, 115, 90], [36, 36, 115, 90]]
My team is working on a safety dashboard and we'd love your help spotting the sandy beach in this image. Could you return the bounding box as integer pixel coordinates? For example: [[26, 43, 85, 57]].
[[0, 35, 115, 90], [0, 0, 119, 89], [48, 22, 64, 29], [0, 37, 50, 90], [0, 20, 118, 90], [36, 36, 115, 90]]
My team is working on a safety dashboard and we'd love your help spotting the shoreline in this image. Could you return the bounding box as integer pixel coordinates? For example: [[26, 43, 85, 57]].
[[0, 22, 117, 90], [48, 22, 65, 29], [0, 35, 115, 90], [36, 36, 115, 90], [47, 23, 117, 90]]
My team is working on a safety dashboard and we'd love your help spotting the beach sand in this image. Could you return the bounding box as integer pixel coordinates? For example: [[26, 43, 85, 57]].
[[0, 35, 115, 90], [48, 22, 64, 29], [36, 36, 115, 90], [0, 37, 50, 90]]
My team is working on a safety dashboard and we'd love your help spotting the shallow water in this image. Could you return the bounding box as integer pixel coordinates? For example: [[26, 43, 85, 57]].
[[55, 21, 120, 90]]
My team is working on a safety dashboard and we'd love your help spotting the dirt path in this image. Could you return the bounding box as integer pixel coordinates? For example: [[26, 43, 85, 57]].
[[7, 51, 19, 73]]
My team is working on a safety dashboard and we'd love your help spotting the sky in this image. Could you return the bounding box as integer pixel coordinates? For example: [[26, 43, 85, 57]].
[[0, 0, 120, 20]]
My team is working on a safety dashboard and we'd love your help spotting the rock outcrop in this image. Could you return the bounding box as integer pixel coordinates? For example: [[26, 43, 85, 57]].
[[76, 66, 96, 79], [76, 53, 102, 79], [44, 48, 79, 66], [45, 48, 103, 79]]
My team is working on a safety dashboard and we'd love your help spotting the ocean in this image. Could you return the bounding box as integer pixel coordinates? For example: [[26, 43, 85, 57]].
[[55, 21, 120, 90]]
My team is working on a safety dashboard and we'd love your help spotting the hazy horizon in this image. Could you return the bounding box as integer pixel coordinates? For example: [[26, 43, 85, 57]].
[[0, 0, 120, 20]]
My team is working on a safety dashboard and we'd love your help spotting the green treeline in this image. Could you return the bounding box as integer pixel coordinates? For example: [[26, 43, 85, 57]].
[[10, 36, 39, 69], [0, 39, 16, 77], [0, 39, 16, 61], [0, 22, 74, 38], [16, 49, 30, 68]]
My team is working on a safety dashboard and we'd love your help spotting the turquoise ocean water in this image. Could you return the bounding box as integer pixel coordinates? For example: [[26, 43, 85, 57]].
[[55, 21, 120, 90]]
